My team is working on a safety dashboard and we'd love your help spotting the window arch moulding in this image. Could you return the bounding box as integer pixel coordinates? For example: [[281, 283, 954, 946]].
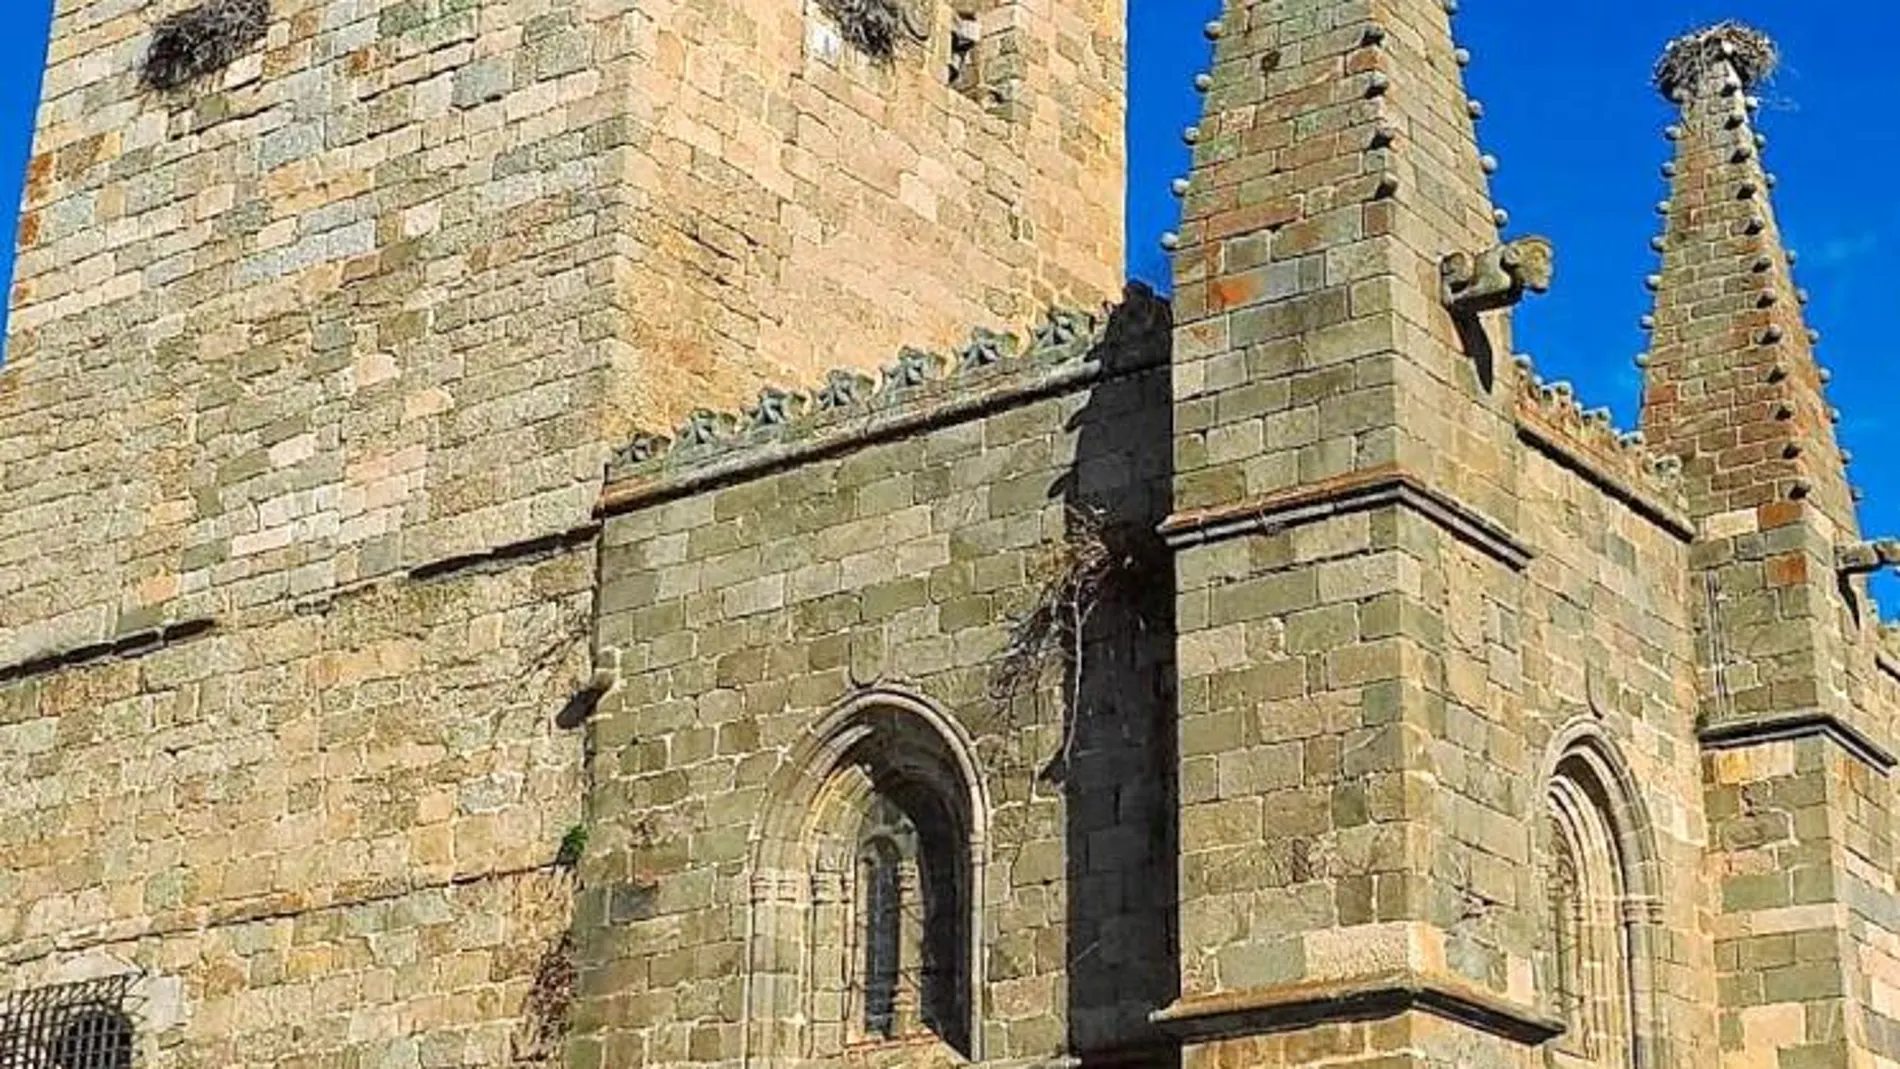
[[1538, 722, 1666, 1069], [742, 686, 990, 1068]]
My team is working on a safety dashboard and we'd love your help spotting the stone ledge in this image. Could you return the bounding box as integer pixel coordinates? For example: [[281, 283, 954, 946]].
[[1149, 969, 1562, 1046], [1699, 710, 1898, 773], [0, 861, 564, 969], [597, 284, 1171, 518], [1879, 627, 1900, 685], [407, 522, 599, 582], [0, 617, 217, 686], [1159, 465, 1534, 571]]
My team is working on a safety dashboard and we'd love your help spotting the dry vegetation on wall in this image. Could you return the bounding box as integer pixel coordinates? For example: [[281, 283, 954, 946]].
[[816, 0, 904, 58], [141, 0, 270, 91], [512, 931, 578, 1064], [990, 503, 1167, 758]]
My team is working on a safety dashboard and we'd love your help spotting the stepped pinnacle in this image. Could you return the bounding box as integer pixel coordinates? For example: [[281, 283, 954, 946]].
[[1639, 21, 1858, 536], [1164, 0, 1521, 522]]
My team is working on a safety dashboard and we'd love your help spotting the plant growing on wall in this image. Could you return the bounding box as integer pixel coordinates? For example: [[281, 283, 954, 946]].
[[141, 0, 271, 91], [512, 931, 577, 1064], [990, 502, 1166, 767], [816, 0, 905, 59], [554, 824, 588, 871]]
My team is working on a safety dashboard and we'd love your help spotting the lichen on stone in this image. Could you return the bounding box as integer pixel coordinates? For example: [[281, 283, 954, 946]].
[[1654, 21, 1778, 100], [141, 0, 271, 92], [816, 0, 904, 60]]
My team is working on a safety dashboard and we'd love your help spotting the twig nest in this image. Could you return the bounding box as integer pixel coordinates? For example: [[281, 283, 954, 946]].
[[817, 0, 908, 60], [1654, 21, 1778, 101], [141, 0, 270, 91]]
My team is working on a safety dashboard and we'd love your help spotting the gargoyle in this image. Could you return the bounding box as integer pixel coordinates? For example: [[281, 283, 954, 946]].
[[1440, 236, 1555, 316], [1837, 539, 1900, 578]]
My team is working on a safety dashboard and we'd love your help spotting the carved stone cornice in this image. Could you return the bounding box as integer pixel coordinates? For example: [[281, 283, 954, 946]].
[[1150, 969, 1562, 1046], [600, 286, 1172, 519], [1158, 465, 1533, 572], [1699, 710, 1897, 773]]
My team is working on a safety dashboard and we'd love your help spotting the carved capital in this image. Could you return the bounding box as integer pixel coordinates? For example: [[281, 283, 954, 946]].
[[1441, 236, 1555, 316]]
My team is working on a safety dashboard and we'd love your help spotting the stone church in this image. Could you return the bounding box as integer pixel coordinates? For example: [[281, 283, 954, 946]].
[[4, 0, 1898, 1063]]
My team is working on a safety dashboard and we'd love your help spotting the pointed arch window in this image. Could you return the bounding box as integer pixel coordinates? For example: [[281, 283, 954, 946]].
[[1544, 741, 1656, 1069], [843, 782, 969, 1051], [746, 693, 985, 1063], [855, 796, 911, 1040]]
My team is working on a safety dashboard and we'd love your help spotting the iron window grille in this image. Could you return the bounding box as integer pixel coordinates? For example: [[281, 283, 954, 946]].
[[0, 975, 137, 1069]]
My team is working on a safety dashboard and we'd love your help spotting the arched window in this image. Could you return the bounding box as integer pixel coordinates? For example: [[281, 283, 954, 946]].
[[858, 833, 904, 1039], [841, 787, 973, 1050], [1543, 735, 1659, 1069], [746, 690, 986, 1063]]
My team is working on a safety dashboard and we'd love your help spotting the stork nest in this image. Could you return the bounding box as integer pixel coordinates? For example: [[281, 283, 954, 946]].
[[1654, 21, 1778, 100], [141, 0, 270, 91], [817, 0, 903, 60]]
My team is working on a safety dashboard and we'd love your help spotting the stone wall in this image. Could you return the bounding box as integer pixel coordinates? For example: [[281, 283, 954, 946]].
[[1159, 376, 1712, 1066], [3, 0, 1125, 666], [3, 0, 1126, 1062], [611, 0, 1128, 422], [2, 548, 593, 1067], [2, 0, 625, 1051], [1510, 416, 1714, 1063], [4, 0, 635, 669], [579, 290, 1174, 1067]]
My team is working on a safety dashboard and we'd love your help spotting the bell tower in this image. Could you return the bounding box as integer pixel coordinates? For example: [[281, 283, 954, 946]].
[[2, 0, 1125, 665], [0, 1, 1125, 1068]]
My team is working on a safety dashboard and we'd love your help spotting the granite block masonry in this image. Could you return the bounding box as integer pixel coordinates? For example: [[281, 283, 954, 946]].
[[5, 2, 1899, 1069]]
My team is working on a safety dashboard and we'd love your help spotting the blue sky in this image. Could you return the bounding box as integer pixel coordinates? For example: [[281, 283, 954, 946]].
[[2, 1, 1894, 606]]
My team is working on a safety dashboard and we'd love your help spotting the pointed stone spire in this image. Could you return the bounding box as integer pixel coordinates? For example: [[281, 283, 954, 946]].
[[1639, 22, 1887, 750], [1640, 22, 1858, 538], [1167, 0, 1523, 523], [1160, 1, 1560, 1062], [1651, 36, 1897, 1069]]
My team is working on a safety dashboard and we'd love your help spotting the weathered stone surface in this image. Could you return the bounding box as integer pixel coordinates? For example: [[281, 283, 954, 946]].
[[4, 1, 1896, 1069], [2, 0, 1126, 1064]]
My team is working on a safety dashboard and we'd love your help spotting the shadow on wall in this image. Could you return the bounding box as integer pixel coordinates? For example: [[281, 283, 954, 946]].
[[1036, 287, 1182, 1064]]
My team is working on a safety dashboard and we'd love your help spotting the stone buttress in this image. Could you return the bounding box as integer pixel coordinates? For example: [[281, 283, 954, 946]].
[[1638, 23, 1900, 1068], [1156, 0, 1569, 1063]]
